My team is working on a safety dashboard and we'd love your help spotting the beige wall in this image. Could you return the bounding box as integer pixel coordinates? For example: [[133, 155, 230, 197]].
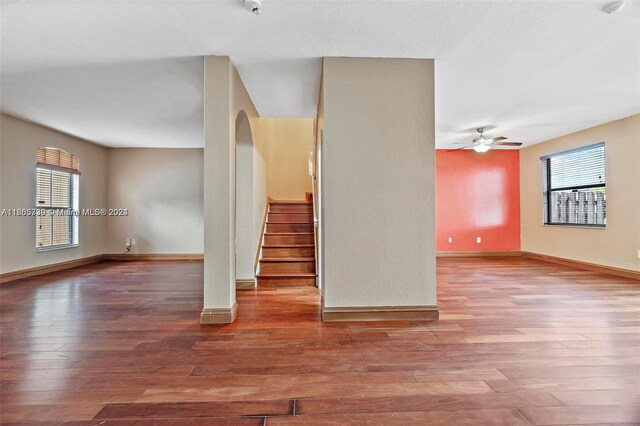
[[106, 148, 204, 255], [265, 118, 313, 201], [251, 117, 271, 261], [321, 57, 436, 308], [204, 56, 263, 311], [0, 114, 108, 274], [520, 114, 640, 272], [315, 77, 324, 291]]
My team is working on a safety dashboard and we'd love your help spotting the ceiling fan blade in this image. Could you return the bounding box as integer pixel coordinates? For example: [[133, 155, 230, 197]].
[[447, 145, 473, 152], [486, 136, 507, 144], [493, 141, 523, 146]]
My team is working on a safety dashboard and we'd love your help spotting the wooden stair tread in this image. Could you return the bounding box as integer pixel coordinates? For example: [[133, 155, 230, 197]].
[[264, 232, 314, 236], [257, 272, 317, 277], [260, 257, 315, 262], [266, 221, 313, 226], [259, 200, 316, 287], [269, 201, 312, 205], [269, 211, 313, 216], [263, 244, 315, 248]]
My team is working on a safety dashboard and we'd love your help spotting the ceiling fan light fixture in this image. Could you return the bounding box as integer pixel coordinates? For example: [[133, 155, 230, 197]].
[[473, 143, 491, 153]]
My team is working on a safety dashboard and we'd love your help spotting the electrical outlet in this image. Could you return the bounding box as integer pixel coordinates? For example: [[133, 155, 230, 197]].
[[448, 237, 453, 243], [126, 237, 135, 247], [637, 250, 640, 259], [476, 237, 482, 244], [131, 238, 136, 246]]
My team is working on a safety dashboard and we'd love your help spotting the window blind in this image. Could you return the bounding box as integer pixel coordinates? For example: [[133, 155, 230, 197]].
[[541, 143, 606, 226], [37, 147, 80, 174], [36, 151, 79, 249], [543, 143, 605, 190]]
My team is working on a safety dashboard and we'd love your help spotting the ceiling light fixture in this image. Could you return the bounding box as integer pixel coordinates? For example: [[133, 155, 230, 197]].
[[602, 0, 625, 14], [244, 0, 262, 15], [473, 142, 491, 153]]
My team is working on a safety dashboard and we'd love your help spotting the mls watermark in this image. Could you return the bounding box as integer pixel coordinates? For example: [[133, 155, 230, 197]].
[[1, 208, 129, 217]]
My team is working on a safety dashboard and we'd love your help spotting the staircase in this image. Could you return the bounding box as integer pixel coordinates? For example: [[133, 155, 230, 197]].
[[257, 201, 317, 287]]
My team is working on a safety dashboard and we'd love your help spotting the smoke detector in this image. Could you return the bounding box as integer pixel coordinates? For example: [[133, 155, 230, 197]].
[[602, 1, 625, 14], [244, 0, 262, 15]]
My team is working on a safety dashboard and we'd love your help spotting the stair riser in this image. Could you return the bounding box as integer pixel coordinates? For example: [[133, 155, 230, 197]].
[[257, 277, 316, 287], [268, 214, 314, 223], [262, 247, 315, 258], [260, 261, 316, 274], [264, 234, 314, 245], [266, 223, 314, 233], [269, 205, 313, 213]]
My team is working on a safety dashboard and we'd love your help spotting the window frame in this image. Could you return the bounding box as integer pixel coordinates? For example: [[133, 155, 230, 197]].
[[541, 142, 606, 228], [35, 164, 80, 252]]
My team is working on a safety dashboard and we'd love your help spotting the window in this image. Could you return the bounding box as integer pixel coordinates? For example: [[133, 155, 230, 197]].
[[36, 147, 80, 250], [542, 142, 605, 227]]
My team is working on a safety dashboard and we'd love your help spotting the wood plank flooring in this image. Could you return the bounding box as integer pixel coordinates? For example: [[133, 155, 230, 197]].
[[1, 257, 639, 424]]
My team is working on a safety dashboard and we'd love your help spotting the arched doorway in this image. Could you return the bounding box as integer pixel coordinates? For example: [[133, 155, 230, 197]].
[[235, 111, 255, 284]]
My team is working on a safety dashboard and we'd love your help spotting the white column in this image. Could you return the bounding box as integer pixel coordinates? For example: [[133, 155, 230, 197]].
[[321, 57, 437, 321], [202, 56, 237, 324]]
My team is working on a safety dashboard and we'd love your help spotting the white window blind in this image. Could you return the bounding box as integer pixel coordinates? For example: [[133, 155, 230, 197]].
[[35, 148, 80, 249], [541, 142, 606, 227]]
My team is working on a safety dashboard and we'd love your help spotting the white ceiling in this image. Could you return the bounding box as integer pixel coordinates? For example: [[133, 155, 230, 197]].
[[1, 1, 638, 148]]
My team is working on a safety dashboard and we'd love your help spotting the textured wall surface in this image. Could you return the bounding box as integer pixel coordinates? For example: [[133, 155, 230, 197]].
[[322, 57, 436, 308], [106, 148, 204, 255], [436, 149, 520, 252], [0, 114, 108, 274], [266, 118, 314, 201], [521, 114, 640, 271]]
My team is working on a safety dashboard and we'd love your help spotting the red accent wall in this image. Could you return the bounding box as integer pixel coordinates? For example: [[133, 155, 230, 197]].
[[436, 150, 521, 252]]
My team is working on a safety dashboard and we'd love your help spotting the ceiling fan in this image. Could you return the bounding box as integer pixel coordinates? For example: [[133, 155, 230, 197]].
[[450, 127, 523, 153]]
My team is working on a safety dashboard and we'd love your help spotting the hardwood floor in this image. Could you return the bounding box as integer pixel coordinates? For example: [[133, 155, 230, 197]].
[[1, 258, 639, 424]]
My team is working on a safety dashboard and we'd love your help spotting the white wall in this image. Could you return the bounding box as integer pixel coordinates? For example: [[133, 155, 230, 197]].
[[235, 112, 255, 280], [204, 56, 262, 312], [0, 114, 108, 274], [321, 57, 436, 308], [251, 118, 270, 272], [106, 148, 204, 254], [521, 114, 640, 272]]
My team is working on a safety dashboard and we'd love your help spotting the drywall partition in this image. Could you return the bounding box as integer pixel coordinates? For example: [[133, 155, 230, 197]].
[[235, 111, 254, 280], [106, 148, 204, 255], [0, 114, 108, 274], [521, 114, 640, 272], [321, 57, 437, 320], [436, 149, 521, 253], [251, 117, 270, 259], [203, 56, 235, 322], [267, 118, 314, 200], [202, 56, 261, 323]]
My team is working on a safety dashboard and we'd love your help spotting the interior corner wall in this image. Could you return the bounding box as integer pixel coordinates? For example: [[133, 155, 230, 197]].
[[520, 113, 640, 272], [0, 114, 108, 274], [321, 57, 436, 308], [106, 148, 204, 255], [264, 118, 314, 201], [436, 149, 521, 252]]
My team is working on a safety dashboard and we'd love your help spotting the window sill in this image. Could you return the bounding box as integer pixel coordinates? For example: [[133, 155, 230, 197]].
[[543, 224, 606, 229], [37, 244, 79, 252]]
